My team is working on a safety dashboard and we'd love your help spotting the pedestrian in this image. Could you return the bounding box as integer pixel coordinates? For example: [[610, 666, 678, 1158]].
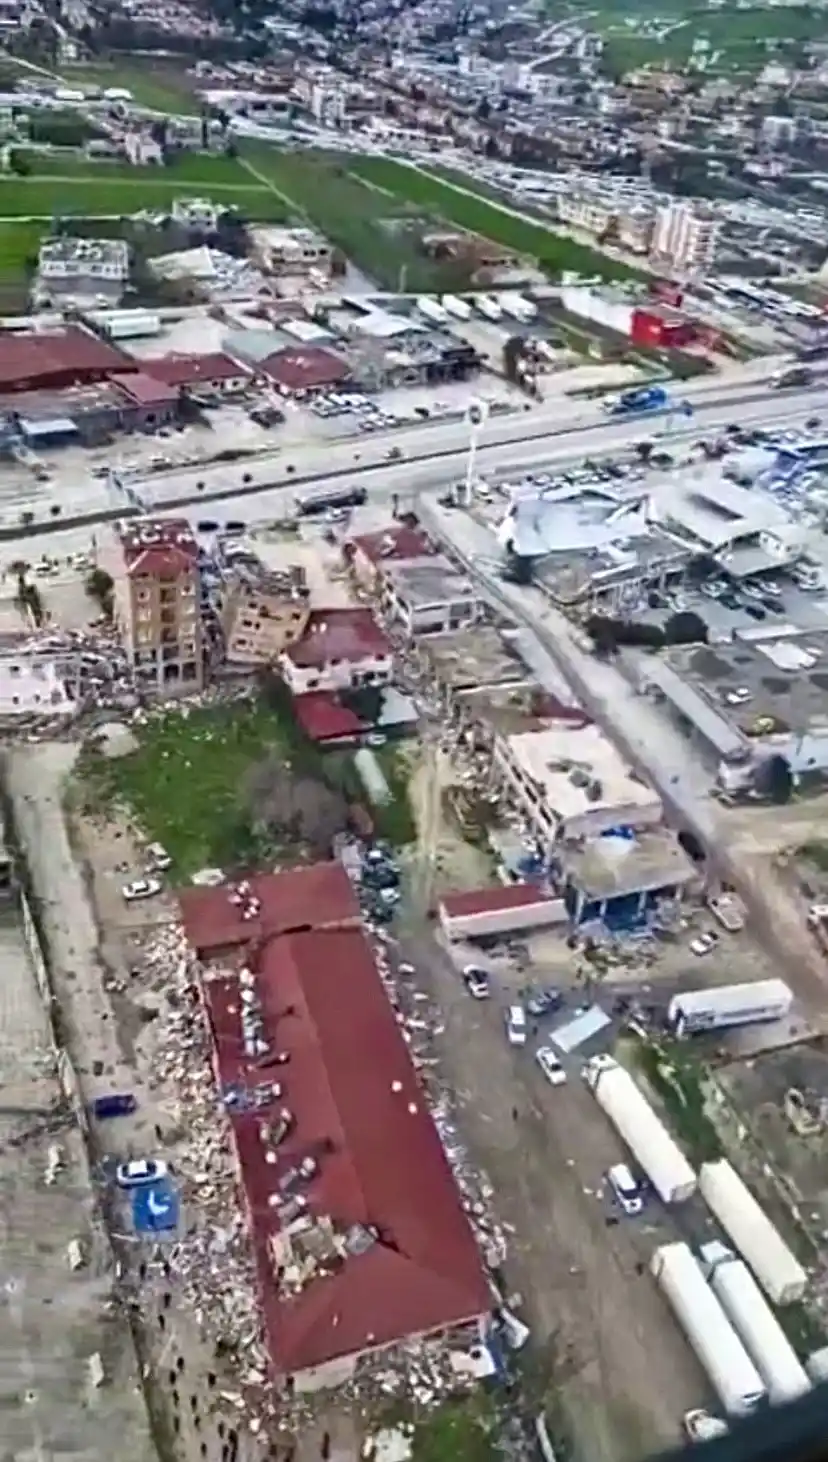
[[321, 1432, 331, 1460], [154, 1123, 163, 1142], [511, 1106, 519, 1122]]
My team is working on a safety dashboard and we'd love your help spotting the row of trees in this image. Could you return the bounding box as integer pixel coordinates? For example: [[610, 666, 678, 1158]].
[[586, 611, 709, 655]]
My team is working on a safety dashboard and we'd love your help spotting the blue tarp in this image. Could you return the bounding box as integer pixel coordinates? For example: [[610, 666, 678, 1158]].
[[132, 1180, 180, 1234]]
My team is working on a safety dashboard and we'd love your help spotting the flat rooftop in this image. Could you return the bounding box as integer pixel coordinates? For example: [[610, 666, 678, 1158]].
[[665, 631, 828, 737], [564, 828, 695, 900], [503, 723, 660, 822], [384, 555, 478, 607], [420, 625, 530, 691], [0, 910, 153, 1459]]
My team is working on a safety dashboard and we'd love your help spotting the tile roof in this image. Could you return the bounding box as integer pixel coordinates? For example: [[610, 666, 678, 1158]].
[[141, 352, 251, 387], [260, 346, 350, 392], [292, 691, 365, 743], [201, 921, 488, 1374], [440, 884, 558, 917], [111, 371, 181, 407], [284, 609, 392, 671], [116, 516, 199, 578], [179, 861, 359, 959], [349, 525, 439, 567], [0, 327, 131, 389]]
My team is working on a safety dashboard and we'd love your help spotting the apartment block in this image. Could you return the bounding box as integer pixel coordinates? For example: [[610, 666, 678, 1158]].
[[108, 517, 203, 690], [557, 193, 616, 237], [220, 561, 311, 669], [650, 203, 720, 275]]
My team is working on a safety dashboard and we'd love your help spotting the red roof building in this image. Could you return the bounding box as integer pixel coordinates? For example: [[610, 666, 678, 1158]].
[[141, 352, 252, 391], [180, 861, 360, 960], [192, 866, 488, 1381], [0, 327, 132, 393], [281, 609, 393, 697], [110, 372, 182, 409], [292, 691, 365, 745], [347, 525, 439, 585], [439, 883, 566, 940], [260, 346, 350, 393], [115, 516, 199, 578]]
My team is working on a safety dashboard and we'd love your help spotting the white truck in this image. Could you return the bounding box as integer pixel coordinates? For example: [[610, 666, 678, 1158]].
[[499, 293, 537, 323], [651, 1243, 766, 1416], [667, 978, 792, 1038], [702, 1243, 811, 1406], [583, 1055, 696, 1204], [699, 1159, 806, 1306], [442, 294, 472, 321], [476, 294, 503, 322], [416, 296, 449, 326]]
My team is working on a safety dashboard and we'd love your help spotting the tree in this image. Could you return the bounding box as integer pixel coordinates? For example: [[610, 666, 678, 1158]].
[[86, 566, 114, 618], [8, 150, 31, 177], [502, 334, 525, 383], [245, 757, 348, 855], [663, 610, 708, 646]]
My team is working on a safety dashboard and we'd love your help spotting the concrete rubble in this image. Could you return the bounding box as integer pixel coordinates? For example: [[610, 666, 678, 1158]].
[[118, 918, 509, 1443]]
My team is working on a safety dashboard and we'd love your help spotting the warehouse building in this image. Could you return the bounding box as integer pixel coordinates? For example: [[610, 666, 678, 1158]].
[[0, 328, 132, 395]]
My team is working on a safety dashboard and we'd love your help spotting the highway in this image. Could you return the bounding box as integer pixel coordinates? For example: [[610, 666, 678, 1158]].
[[89, 381, 828, 520], [5, 384, 827, 562]]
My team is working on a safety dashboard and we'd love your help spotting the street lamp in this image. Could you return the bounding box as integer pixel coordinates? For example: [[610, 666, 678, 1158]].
[[459, 397, 489, 507]]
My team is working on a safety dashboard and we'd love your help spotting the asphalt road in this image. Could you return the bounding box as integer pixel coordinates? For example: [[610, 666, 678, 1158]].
[[5, 384, 827, 560]]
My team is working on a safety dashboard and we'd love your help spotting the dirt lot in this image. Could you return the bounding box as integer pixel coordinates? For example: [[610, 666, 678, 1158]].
[[6, 742, 265, 1462], [401, 921, 705, 1462]]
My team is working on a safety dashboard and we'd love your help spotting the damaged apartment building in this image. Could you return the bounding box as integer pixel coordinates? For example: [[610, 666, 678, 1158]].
[[218, 553, 311, 670]]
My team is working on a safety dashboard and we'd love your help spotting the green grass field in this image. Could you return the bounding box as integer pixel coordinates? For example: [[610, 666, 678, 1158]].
[[12, 150, 252, 186], [0, 171, 288, 219], [347, 155, 642, 281], [578, 1, 827, 75], [56, 61, 197, 113]]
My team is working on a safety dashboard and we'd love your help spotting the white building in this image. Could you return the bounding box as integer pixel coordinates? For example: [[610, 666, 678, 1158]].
[[380, 556, 481, 636], [651, 203, 720, 275], [171, 197, 222, 232], [493, 722, 663, 843], [280, 608, 393, 696]]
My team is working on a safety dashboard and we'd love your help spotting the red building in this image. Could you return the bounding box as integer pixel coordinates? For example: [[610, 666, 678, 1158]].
[[0, 327, 132, 393], [630, 306, 696, 350], [648, 278, 684, 309], [179, 863, 489, 1387]]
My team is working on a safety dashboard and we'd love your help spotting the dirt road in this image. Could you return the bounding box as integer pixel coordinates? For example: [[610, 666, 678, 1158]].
[[402, 923, 703, 1462]]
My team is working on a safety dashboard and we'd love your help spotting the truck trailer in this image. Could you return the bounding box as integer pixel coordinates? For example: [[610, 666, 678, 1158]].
[[699, 1160, 806, 1306], [703, 1245, 811, 1406], [667, 978, 792, 1037], [476, 295, 503, 322], [442, 294, 472, 321], [583, 1055, 696, 1204], [416, 296, 449, 326], [651, 1243, 766, 1416], [499, 293, 536, 323]]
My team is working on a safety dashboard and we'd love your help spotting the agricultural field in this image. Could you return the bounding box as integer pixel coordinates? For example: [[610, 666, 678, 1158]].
[[556, 0, 828, 75], [0, 219, 42, 306], [55, 61, 198, 113], [346, 155, 643, 281], [0, 152, 290, 220]]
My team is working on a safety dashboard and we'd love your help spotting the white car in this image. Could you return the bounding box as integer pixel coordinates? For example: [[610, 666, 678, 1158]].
[[689, 931, 719, 957], [116, 1158, 168, 1189], [724, 687, 751, 706], [463, 965, 491, 1000], [121, 878, 163, 902], [145, 842, 171, 871], [536, 1046, 567, 1086], [682, 1410, 728, 1444], [607, 1162, 643, 1215]]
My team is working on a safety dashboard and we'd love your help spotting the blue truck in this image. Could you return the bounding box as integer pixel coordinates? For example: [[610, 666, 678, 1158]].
[[603, 385, 668, 417]]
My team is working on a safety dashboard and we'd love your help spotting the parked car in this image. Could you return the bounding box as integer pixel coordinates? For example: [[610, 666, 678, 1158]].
[[92, 1092, 137, 1120], [145, 842, 171, 871], [121, 878, 163, 902], [536, 1046, 567, 1086], [526, 987, 563, 1018], [607, 1162, 643, 1215], [116, 1158, 168, 1189], [689, 930, 719, 957], [683, 1411, 728, 1444], [463, 965, 491, 1000]]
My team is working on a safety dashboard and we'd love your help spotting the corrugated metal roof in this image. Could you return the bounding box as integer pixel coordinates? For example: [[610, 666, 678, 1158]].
[[639, 660, 746, 759], [222, 328, 286, 364], [552, 1005, 611, 1054]]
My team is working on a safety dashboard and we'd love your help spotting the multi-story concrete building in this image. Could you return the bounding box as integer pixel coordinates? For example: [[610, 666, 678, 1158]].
[[557, 192, 616, 237], [107, 517, 203, 690], [651, 203, 720, 275], [34, 237, 131, 306], [280, 608, 392, 697], [220, 561, 311, 669]]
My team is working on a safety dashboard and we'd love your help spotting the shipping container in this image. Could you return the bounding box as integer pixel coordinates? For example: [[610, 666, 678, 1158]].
[[439, 889, 568, 941], [442, 294, 472, 321], [416, 296, 449, 326], [667, 979, 792, 1037], [583, 1055, 696, 1203], [560, 286, 634, 337], [86, 308, 162, 340], [705, 1250, 811, 1405], [651, 1243, 766, 1416], [699, 1160, 806, 1305]]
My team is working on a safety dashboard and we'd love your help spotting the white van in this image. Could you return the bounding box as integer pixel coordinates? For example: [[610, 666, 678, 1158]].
[[505, 1005, 527, 1047], [608, 1163, 643, 1215]]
